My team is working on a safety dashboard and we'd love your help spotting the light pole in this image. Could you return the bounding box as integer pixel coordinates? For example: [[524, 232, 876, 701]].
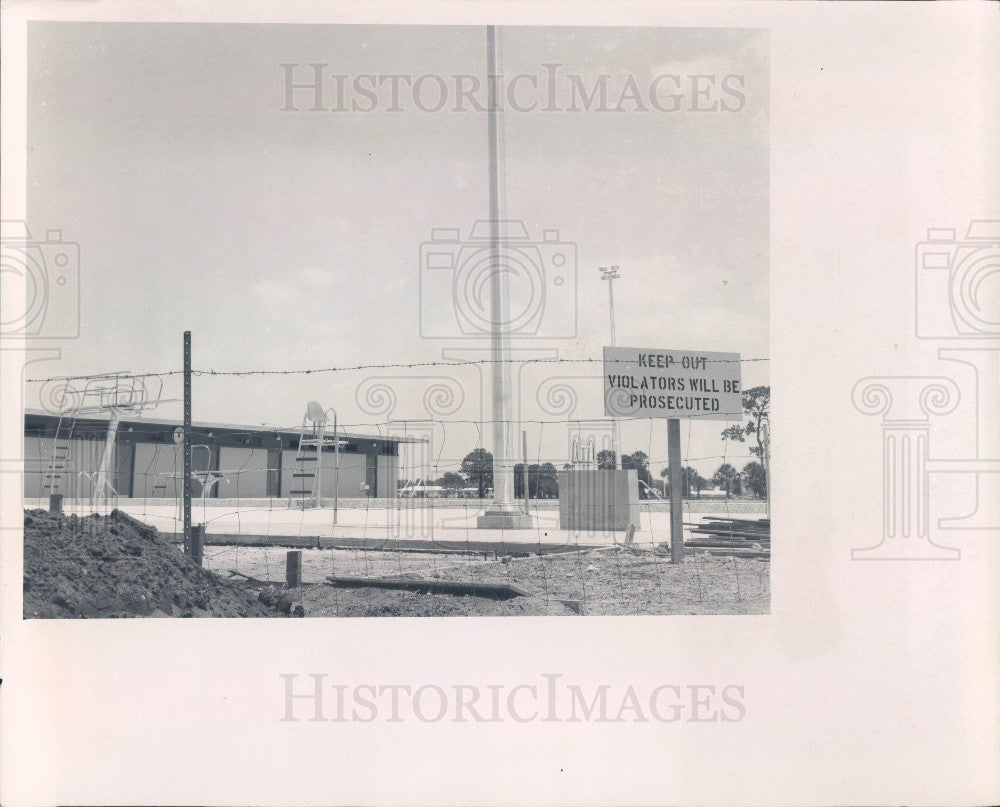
[[600, 266, 622, 469]]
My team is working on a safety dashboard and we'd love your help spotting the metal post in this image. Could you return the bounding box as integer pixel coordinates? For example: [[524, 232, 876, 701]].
[[333, 410, 339, 524], [286, 550, 303, 588], [522, 429, 530, 514], [667, 417, 684, 563], [183, 331, 192, 555], [601, 266, 622, 469], [313, 416, 323, 510], [94, 409, 121, 505], [190, 523, 204, 567], [762, 423, 771, 521]]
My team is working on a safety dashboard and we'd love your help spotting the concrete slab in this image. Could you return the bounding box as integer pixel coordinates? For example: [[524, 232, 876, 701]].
[[42, 501, 766, 550]]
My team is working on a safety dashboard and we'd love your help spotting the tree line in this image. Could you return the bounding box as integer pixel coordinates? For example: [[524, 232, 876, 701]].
[[403, 386, 769, 501]]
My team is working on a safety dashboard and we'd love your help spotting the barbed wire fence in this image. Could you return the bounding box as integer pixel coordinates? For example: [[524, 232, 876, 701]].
[[22, 356, 770, 615]]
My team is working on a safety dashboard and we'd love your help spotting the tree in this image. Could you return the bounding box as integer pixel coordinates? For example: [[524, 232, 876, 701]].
[[742, 461, 767, 499], [684, 466, 706, 499], [621, 450, 654, 499], [595, 449, 617, 470], [662, 465, 706, 499], [713, 463, 741, 499], [437, 471, 465, 490], [460, 449, 493, 498], [535, 463, 559, 498], [514, 462, 561, 499], [721, 385, 770, 495]]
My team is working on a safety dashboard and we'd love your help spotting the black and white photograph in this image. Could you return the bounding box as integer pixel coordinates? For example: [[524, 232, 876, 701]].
[[1, 3, 997, 806], [17, 22, 769, 618]]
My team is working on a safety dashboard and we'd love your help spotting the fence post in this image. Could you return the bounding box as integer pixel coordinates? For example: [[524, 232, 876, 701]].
[[190, 523, 204, 567], [183, 330, 192, 555], [286, 550, 302, 588]]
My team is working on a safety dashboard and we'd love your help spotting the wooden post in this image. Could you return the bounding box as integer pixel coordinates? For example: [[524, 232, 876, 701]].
[[667, 418, 684, 563], [49, 493, 63, 515], [182, 331, 192, 555], [286, 550, 303, 588], [190, 523, 204, 567]]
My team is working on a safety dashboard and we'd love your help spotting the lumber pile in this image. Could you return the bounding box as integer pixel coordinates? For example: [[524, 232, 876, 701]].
[[684, 517, 770, 556]]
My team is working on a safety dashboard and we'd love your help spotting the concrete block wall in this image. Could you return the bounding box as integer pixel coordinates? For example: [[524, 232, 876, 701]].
[[558, 469, 640, 531]]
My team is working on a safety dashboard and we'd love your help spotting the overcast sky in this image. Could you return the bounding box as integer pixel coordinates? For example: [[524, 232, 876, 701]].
[[27, 22, 768, 477]]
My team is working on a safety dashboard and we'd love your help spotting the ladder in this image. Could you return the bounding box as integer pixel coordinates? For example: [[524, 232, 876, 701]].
[[42, 415, 73, 497], [288, 401, 339, 509]]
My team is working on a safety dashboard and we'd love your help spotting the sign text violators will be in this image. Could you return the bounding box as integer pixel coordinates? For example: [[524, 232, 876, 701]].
[[603, 347, 742, 420]]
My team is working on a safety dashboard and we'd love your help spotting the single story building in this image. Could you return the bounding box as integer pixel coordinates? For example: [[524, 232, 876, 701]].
[[23, 409, 412, 500]]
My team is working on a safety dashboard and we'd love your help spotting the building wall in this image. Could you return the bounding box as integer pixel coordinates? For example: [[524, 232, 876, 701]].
[[377, 453, 398, 499], [217, 446, 269, 498], [558, 469, 640, 531], [24, 420, 402, 499], [24, 435, 107, 499], [132, 442, 183, 498], [280, 449, 368, 500]]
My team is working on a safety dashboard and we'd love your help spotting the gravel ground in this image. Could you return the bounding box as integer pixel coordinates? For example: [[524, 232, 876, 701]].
[[205, 545, 769, 616], [22, 506, 767, 618], [296, 586, 574, 617]]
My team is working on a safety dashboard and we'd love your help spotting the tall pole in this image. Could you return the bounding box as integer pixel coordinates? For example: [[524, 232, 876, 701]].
[[600, 266, 622, 469], [182, 330, 192, 555], [333, 409, 339, 524], [522, 429, 530, 514], [478, 24, 529, 529], [762, 422, 770, 521]]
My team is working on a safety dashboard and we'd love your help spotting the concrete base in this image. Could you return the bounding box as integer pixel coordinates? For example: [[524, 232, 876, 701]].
[[476, 510, 533, 530]]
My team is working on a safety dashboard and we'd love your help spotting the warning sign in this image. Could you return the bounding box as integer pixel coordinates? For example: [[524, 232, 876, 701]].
[[604, 346, 742, 420]]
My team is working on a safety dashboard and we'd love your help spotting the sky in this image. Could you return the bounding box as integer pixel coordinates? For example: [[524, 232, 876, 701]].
[[26, 22, 769, 478]]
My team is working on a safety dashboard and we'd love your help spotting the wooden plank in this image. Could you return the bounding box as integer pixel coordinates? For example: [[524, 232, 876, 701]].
[[325, 575, 529, 600], [167, 532, 602, 556]]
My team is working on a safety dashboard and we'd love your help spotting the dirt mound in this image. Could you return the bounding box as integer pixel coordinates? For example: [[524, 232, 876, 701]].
[[23, 509, 285, 618]]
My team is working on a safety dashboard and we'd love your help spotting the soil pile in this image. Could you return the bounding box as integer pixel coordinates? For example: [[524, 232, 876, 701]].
[[23, 509, 285, 618]]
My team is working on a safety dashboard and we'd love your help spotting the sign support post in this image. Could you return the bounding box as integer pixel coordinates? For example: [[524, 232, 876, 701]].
[[182, 330, 192, 556], [667, 417, 684, 563]]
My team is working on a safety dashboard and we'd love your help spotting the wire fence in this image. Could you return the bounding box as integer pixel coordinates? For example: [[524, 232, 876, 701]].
[[21, 358, 770, 615]]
